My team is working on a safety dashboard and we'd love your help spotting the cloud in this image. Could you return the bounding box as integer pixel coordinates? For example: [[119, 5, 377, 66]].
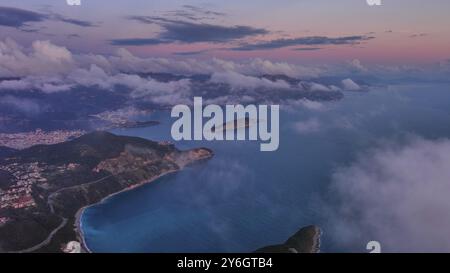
[[0, 6, 46, 27], [32, 40, 73, 63], [91, 48, 320, 78], [110, 38, 170, 46], [210, 71, 290, 90], [67, 34, 81, 39], [409, 33, 428, 38], [129, 77, 192, 105], [0, 95, 42, 114], [327, 137, 450, 252], [49, 14, 98, 27], [87, 47, 221, 75], [181, 5, 226, 17], [173, 50, 209, 56], [0, 38, 342, 106], [159, 21, 267, 43], [0, 38, 74, 77], [0, 79, 31, 90], [0, 41, 193, 101], [165, 5, 226, 21], [0, 6, 97, 30], [113, 16, 268, 45], [309, 82, 332, 92], [341, 78, 361, 91], [232, 35, 374, 51], [283, 99, 325, 112], [347, 59, 367, 72], [292, 118, 322, 134], [67, 64, 192, 104], [0, 76, 73, 93], [211, 58, 321, 78], [293, 47, 322, 51], [299, 81, 341, 92]]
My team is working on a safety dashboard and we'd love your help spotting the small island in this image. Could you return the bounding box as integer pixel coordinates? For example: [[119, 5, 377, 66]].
[[211, 117, 254, 132]]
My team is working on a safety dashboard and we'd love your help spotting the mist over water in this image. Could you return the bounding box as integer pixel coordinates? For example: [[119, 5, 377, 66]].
[[82, 83, 450, 252]]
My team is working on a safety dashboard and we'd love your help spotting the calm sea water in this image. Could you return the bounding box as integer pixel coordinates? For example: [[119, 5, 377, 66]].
[[82, 83, 450, 252]]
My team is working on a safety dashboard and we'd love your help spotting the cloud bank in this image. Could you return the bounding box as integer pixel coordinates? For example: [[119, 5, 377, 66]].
[[6, 38, 449, 108], [0, 39, 345, 107], [0, 38, 74, 77], [327, 137, 450, 252]]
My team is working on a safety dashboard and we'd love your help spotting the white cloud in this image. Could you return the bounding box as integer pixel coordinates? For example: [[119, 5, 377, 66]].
[[283, 99, 325, 112], [106, 48, 215, 75], [128, 77, 192, 105], [32, 40, 72, 64], [80, 49, 322, 78], [348, 59, 367, 72], [341, 78, 361, 91], [210, 71, 290, 90], [297, 99, 325, 111], [0, 76, 73, 92], [0, 38, 74, 77], [0, 79, 31, 90], [67, 64, 192, 104], [292, 118, 322, 134], [230, 58, 321, 78], [67, 64, 111, 89], [0, 38, 321, 91], [310, 82, 332, 92], [0, 38, 347, 106], [329, 85, 341, 92], [327, 137, 450, 252], [0, 60, 193, 103]]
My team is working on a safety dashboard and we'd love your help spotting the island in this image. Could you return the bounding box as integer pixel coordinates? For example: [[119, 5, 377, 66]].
[[254, 225, 321, 253], [0, 131, 213, 253], [211, 117, 253, 132]]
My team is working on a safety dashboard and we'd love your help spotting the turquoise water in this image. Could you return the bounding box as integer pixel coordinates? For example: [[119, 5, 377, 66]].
[[82, 83, 450, 252]]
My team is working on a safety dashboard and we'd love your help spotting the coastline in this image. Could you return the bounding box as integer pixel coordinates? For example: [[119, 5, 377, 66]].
[[74, 169, 181, 253]]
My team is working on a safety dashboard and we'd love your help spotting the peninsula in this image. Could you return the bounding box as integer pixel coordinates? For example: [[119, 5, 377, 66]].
[[0, 131, 213, 253], [255, 225, 321, 253]]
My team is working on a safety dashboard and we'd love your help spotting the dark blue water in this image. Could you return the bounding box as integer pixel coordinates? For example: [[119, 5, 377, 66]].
[[82, 83, 450, 252]]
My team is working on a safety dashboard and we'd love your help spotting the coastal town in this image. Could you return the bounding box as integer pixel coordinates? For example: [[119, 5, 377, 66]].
[[0, 162, 44, 210], [0, 162, 80, 225], [0, 128, 85, 226], [0, 162, 45, 226], [0, 129, 214, 252], [0, 129, 85, 150]]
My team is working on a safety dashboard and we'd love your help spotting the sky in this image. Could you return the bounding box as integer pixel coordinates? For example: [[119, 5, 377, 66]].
[[2, 1, 450, 253], [0, 0, 449, 65]]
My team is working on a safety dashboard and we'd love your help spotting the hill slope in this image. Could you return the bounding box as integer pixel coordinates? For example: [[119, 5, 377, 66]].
[[0, 131, 213, 252]]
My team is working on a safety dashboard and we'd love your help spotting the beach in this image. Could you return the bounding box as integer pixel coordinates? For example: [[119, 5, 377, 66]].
[[74, 169, 182, 253]]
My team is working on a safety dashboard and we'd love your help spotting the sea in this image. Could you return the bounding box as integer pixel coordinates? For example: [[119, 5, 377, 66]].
[[81, 83, 450, 253]]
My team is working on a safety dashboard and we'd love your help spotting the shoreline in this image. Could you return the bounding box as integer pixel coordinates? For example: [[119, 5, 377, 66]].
[[74, 169, 181, 253]]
